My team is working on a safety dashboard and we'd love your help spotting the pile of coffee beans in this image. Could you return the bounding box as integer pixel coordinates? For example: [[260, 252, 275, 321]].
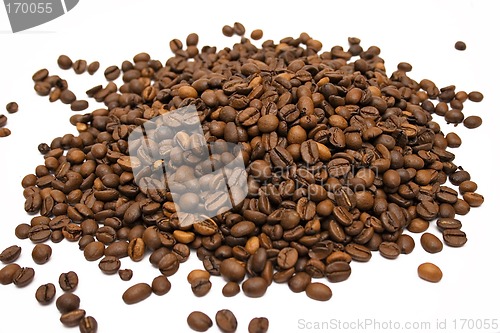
[[0, 21, 487, 331]]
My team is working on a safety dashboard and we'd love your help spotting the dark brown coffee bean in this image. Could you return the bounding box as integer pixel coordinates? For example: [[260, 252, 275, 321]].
[[122, 282, 152, 304], [13, 266, 35, 287], [242, 277, 268, 298], [454, 41, 466, 51], [222, 281, 240, 297], [71, 100, 89, 111], [468, 91, 483, 102], [418, 262, 442, 282], [222, 25, 234, 37], [57, 55, 73, 69], [60, 309, 86, 327], [216, 309, 238, 333], [73, 59, 87, 74], [250, 29, 264, 40], [248, 317, 269, 333], [32, 68, 49, 81], [325, 261, 351, 282], [288, 271, 311, 292], [98, 256, 121, 274], [59, 271, 79, 291], [443, 229, 467, 247], [187, 311, 213, 332], [379, 241, 401, 259], [0, 114, 7, 127], [0, 127, 11, 137], [32, 243, 52, 264], [83, 241, 105, 261], [158, 253, 180, 276], [305, 282, 332, 301], [6, 101, 18, 114], [35, 283, 56, 304], [233, 22, 245, 36], [191, 278, 212, 297], [220, 258, 246, 282], [56, 293, 80, 313], [152, 275, 171, 295], [0, 263, 21, 285], [446, 132, 462, 148], [0, 245, 21, 263], [420, 233, 443, 254], [463, 115, 482, 129], [118, 269, 133, 281], [87, 61, 100, 75], [104, 65, 120, 81], [79, 316, 98, 333], [397, 234, 415, 254], [300, 140, 319, 164], [60, 89, 77, 104]]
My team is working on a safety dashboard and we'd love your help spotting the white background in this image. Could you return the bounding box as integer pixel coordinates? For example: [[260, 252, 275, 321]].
[[1, 1, 499, 332]]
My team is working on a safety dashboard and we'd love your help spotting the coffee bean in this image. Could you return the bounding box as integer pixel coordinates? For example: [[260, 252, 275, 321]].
[[407, 218, 429, 233], [463, 192, 484, 207], [61, 309, 86, 327], [191, 278, 212, 297], [468, 91, 484, 102], [151, 275, 171, 295], [277, 247, 298, 269], [59, 271, 79, 291], [420, 233, 443, 254], [71, 100, 89, 111], [32, 68, 49, 81], [305, 282, 332, 301], [250, 29, 263, 40], [216, 309, 238, 333], [122, 282, 152, 304], [83, 241, 105, 261], [242, 277, 268, 298], [0, 263, 21, 285], [220, 258, 246, 282], [79, 316, 98, 333], [418, 262, 442, 283], [98, 256, 121, 274], [56, 293, 80, 313], [248, 317, 269, 333], [216, 277, 237, 296], [442, 229, 467, 247], [35, 283, 56, 304], [233, 22, 246, 36], [12, 266, 35, 287], [454, 41, 466, 51], [345, 243, 372, 262], [445, 132, 462, 148], [57, 55, 73, 69], [222, 25, 234, 37], [73, 59, 87, 74], [104, 65, 120, 81], [60, 89, 77, 104], [288, 271, 311, 292], [0, 127, 11, 137], [0, 114, 7, 127], [32, 243, 52, 264], [379, 241, 401, 259], [397, 234, 415, 254], [118, 269, 133, 281], [6, 101, 18, 114], [187, 311, 213, 332], [0, 245, 21, 263], [463, 115, 482, 129], [325, 261, 351, 282], [87, 61, 100, 75]]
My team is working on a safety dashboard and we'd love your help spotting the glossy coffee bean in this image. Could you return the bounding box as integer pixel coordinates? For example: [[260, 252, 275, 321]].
[[418, 262, 442, 283]]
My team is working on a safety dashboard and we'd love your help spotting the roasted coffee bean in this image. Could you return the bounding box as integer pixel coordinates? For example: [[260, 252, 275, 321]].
[[216, 309, 238, 333], [83, 241, 105, 261], [71, 100, 89, 111], [60, 89, 77, 104], [250, 29, 264, 40], [57, 55, 73, 69], [87, 61, 100, 75], [59, 271, 79, 291], [379, 241, 401, 259], [152, 275, 171, 295], [420, 233, 443, 254], [79, 316, 98, 333], [345, 243, 372, 262], [6, 101, 18, 114], [187, 311, 213, 332], [0, 263, 21, 285], [122, 282, 152, 304], [118, 269, 133, 281], [288, 271, 311, 292], [242, 277, 268, 298], [32, 68, 48, 81], [463, 192, 484, 207], [468, 91, 483, 102], [56, 293, 80, 313], [191, 277, 212, 297], [418, 262, 442, 283], [277, 247, 298, 269], [0, 127, 11, 137], [32, 243, 52, 264], [60, 309, 86, 327], [12, 266, 35, 287], [397, 234, 415, 254], [0, 245, 21, 263], [104, 65, 120, 81], [98, 256, 121, 274], [248, 317, 269, 333], [436, 217, 462, 231], [454, 41, 466, 51], [442, 229, 467, 247], [0, 114, 7, 127], [35, 283, 56, 304], [233, 22, 245, 36], [305, 282, 332, 301], [220, 258, 246, 282], [325, 261, 351, 282], [463, 115, 482, 129], [73, 59, 87, 74], [158, 253, 180, 276], [222, 25, 234, 37]]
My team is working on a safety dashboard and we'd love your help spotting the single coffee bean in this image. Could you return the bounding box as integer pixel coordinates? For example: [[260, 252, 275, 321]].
[[446, 132, 462, 148], [57, 55, 73, 69], [119, 269, 133, 281], [305, 282, 332, 301], [216, 309, 238, 333], [458, 180, 477, 194], [6, 101, 18, 114], [219, 258, 246, 282], [0, 263, 21, 285], [463, 192, 484, 207], [13, 266, 35, 287], [379, 241, 401, 259], [187, 269, 211, 284], [60, 309, 86, 327], [277, 247, 299, 269], [60, 89, 77, 104], [468, 91, 483, 102], [325, 261, 351, 283], [442, 229, 467, 247], [418, 262, 443, 283], [242, 277, 268, 298], [233, 22, 246, 36], [104, 65, 121, 81], [187, 311, 213, 332], [72, 59, 87, 74], [158, 253, 180, 276], [32, 68, 48, 81], [436, 218, 462, 231], [122, 282, 152, 304], [59, 271, 79, 291], [250, 29, 264, 40], [407, 218, 429, 233], [0, 114, 7, 127], [463, 115, 482, 129], [222, 25, 234, 37], [191, 278, 212, 297], [32, 243, 52, 264], [288, 271, 312, 292], [420, 233, 443, 254], [87, 61, 100, 75], [248, 317, 269, 333], [0, 245, 21, 263], [151, 275, 171, 296], [79, 316, 98, 333], [345, 243, 372, 262], [222, 281, 240, 297], [71, 100, 89, 112], [397, 234, 415, 254], [98, 256, 121, 274], [35, 283, 56, 304], [56, 293, 80, 313], [83, 241, 105, 261], [454, 41, 466, 51], [0, 127, 11, 137]]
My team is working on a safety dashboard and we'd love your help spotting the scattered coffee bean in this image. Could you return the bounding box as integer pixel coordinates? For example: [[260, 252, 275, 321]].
[[152, 275, 171, 296], [122, 282, 152, 304], [222, 281, 241, 297], [6, 101, 18, 114], [0, 245, 21, 263], [250, 29, 263, 40], [104, 65, 120, 81], [242, 277, 268, 298], [463, 115, 482, 129], [119, 269, 133, 281], [87, 61, 100, 75], [418, 262, 443, 283], [442, 229, 467, 247], [0, 263, 21, 285], [0, 114, 7, 127], [98, 256, 121, 274], [233, 22, 245, 36], [71, 100, 89, 111], [35, 283, 56, 304], [56, 293, 80, 313], [57, 55, 73, 69], [397, 234, 416, 254], [468, 91, 484, 102], [0, 128, 11, 137], [454, 41, 466, 51], [59, 271, 79, 291], [61, 309, 86, 327], [216, 309, 238, 333], [73, 59, 87, 74], [187, 311, 213, 332], [79, 316, 98, 333], [420, 233, 443, 254], [463, 192, 484, 207], [248, 317, 269, 333], [60, 89, 77, 104], [12, 266, 35, 287], [305, 282, 332, 301], [32, 68, 48, 81], [222, 25, 234, 37], [191, 277, 212, 297], [32, 243, 52, 264]]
